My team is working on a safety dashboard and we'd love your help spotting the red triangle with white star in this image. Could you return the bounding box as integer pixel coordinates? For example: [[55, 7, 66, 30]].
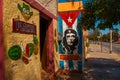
[[59, 11, 80, 28]]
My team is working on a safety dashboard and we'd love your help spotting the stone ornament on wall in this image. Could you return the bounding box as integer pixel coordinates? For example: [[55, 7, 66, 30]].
[[17, 3, 33, 21]]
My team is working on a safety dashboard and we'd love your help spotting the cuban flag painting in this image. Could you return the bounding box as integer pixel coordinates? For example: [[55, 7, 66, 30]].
[[58, 0, 84, 72]]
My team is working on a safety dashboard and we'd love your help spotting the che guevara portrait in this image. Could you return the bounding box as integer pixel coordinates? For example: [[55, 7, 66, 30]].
[[62, 29, 79, 54]]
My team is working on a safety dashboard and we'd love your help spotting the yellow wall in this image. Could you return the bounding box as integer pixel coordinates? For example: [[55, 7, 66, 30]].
[[3, 0, 41, 80], [53, 19, 60, 71]]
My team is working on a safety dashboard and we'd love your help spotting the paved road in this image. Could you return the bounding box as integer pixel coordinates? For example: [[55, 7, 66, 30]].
[[84, 57, 120, 80], [97, 42, 120, 53], [84, 44, 120, 80], [102, 42, 120, 53]]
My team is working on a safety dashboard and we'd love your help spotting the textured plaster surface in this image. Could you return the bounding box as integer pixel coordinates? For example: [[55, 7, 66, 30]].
[[3, 0, 41, 80], [36, 0, 57, 16]]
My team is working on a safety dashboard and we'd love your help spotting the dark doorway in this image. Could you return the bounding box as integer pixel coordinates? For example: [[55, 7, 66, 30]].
[[40, 16, 49, 58], [40, 13, 52, 72]]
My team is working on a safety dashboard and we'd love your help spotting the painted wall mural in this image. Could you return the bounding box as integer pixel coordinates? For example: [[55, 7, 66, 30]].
[[8, 45, 22, 60], [8, 3, 39, 64], [62, 29, 79, 54], [17, 3, 33, 21], [58, 0, 83, 71], [25, 43, 34, 57], [8, 35, 39, 64], [33, 35, 38, 55]]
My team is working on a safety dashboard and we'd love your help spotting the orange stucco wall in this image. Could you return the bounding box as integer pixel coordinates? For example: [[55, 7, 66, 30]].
[[3, 0, 41, 80]]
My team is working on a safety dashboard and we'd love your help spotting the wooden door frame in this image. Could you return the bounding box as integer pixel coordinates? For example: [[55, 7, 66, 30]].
[[40, 13, 53, 73]]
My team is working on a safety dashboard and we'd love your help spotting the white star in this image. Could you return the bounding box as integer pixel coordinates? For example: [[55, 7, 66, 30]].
[[67, 16, 72, 23]]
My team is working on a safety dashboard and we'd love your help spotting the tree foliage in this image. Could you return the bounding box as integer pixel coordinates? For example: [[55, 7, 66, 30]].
[[80, 0, 120, 30], [88, 28, 100, 40], [78, 0, 97, 30], [96, 0, 120, 29], [102, 33, 110, 42]]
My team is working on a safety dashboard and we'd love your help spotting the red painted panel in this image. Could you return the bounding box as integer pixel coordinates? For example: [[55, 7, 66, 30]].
[[48, 20, 55, 73], [60, 55, 81, 60], [0, 0, 5, 80], [41, 30, 49, 72], [13, 19, 36, 34]]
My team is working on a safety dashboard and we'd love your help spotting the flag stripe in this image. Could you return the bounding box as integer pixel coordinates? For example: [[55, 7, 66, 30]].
[[77, 61, 82, 71], [59, 60, 82, 71], [62, 20, 68, 34], [73, 60, 78, 70], [77, 13, 83, 55], [64, 60, 69, 69], [72, 19, 77, 31], [58, 15, 63, 34], [59, 43, 64, 54], [68, 60, 74, 70], [59, 60, 64, 69], [58, 15, 64, 54]]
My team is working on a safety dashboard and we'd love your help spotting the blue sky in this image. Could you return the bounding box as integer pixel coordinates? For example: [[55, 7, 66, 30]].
[[100, 24, 120, 34], [95, 21, 120, 34]]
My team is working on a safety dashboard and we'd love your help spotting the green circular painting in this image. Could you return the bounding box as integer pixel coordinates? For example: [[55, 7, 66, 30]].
[[8, 45, 22, 60]]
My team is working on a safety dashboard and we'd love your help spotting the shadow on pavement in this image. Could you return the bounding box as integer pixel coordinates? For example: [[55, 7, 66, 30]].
[[54, 58, 120, 80], [84, 58, 120, 80]]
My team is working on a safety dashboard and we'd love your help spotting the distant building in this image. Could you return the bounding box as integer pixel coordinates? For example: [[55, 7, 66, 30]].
[[113, 35, 120, 42], [118, 35, 120, 42]]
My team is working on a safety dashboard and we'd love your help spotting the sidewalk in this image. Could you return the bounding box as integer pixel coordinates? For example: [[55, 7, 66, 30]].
[[87, 43, 120, 61], [54, 44, 120, 80], [84, 44, 120, 80]]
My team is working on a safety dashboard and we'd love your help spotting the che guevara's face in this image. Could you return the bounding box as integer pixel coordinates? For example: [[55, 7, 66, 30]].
[[66, 32, 76, 46]]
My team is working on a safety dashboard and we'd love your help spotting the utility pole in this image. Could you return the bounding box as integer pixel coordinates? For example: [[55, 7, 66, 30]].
[[100, 33, 102, 53], [110, 28, 112, 53]]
